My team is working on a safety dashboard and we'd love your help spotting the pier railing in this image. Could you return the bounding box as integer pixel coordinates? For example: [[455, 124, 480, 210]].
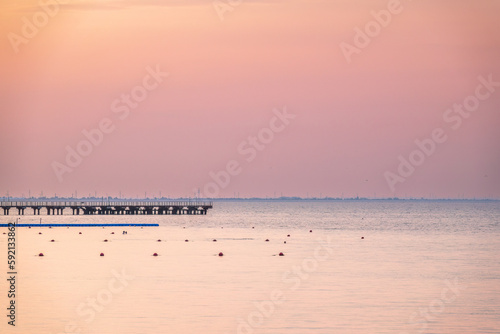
[[0, 200, 213, 207]]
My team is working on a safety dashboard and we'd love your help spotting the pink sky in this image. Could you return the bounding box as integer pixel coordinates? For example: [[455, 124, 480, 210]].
[[1, 0, 499, 199]]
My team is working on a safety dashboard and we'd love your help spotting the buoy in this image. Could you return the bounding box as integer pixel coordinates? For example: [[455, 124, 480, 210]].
[[100, 253, 104, 256], [39, 232, 42, 235], [153, 253, 158, 257], [157, 239, 161, 242], [104, 239, 108, 242], [50, 240, 55, 242], [79, 232, 82, 234], [39, 253, 44, 257], [309, 230, 312, 233], [287, 234, 290, 237], [265, 239, 269, 242], [185, 239, 189, 242], [361, 237, 364, 239], [183, 227, 186, 229], [252, 227, 255, 229], [213, 239, 217, 242], [218, 252, 224, 257], [279, 252, 284, 256], [284, 241, 286, 244], [111, 232, 115, 234]]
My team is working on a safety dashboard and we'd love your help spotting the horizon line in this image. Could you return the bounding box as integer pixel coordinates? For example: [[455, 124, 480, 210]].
[[1, 196, 499, 202]]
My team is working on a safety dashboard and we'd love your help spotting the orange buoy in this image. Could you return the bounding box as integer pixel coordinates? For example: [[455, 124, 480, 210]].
[[279, 252, 284, 256], [39, 253, 44, 256], [218, 252, 224, 257], [100, 253, 104, 256], [153, 253, 158, 257]]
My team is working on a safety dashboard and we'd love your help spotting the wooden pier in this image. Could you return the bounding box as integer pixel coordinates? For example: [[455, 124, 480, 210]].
[[0, 200, 213, 216]]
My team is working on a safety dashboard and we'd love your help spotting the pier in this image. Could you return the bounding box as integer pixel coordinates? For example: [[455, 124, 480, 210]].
[[0, 200, 213, 216]]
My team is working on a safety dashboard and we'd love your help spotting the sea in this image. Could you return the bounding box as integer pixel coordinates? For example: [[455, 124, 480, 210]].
[[0, 200, 499, 334]]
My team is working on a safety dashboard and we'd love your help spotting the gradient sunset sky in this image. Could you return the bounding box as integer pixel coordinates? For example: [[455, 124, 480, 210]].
[[1, 0, 499, 199]]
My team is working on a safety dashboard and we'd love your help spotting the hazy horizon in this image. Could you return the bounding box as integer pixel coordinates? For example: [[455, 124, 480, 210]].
[[1, 195, 498, 201]]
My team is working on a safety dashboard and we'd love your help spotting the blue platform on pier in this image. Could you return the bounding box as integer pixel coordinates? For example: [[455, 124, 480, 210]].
[[0, 223, 159, 227]]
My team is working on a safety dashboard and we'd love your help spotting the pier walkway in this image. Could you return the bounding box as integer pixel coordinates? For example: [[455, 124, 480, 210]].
[[0, 200, 213, 216]]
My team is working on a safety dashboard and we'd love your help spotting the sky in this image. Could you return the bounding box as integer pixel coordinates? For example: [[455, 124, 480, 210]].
[[0, 0, 499, 199]]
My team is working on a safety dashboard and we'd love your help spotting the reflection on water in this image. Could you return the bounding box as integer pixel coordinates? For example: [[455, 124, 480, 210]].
[[0, 200, 499, 333]]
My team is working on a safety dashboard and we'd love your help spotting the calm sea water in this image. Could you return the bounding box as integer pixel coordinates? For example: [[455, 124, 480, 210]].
[[1, 200, 499, 334]]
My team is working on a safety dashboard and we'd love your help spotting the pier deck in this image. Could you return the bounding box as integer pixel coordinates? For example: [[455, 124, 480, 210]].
[[0, 200, 213, 216]]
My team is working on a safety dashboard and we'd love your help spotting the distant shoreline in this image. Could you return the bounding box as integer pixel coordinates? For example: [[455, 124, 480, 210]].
[[1, 197, 498, 202]]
